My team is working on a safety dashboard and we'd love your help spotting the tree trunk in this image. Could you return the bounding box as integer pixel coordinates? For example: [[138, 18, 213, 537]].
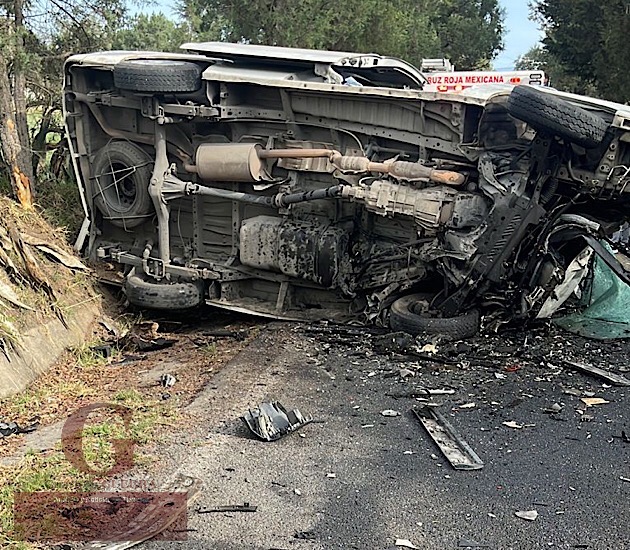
[[13, 0, 30, 152], [0, 52, 34, 209]]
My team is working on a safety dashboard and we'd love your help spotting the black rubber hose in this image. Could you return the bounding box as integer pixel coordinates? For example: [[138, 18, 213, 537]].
[[188, 183, 344, 208]]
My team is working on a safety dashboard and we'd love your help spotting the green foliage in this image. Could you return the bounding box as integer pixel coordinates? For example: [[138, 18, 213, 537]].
[[431, 0, 504, 69], [112, 13, 192, 52], [531, 0, 630, 102], [179, 0, 504, 69]]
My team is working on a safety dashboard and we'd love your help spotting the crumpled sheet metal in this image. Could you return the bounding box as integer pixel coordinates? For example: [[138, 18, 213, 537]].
[[242, 401, 312, 441], [555, 243, 630, 339]]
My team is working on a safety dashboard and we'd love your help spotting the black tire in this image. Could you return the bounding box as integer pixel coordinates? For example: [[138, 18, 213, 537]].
[[92, 141, 153, 228], [125, 272, 205, 310], [507, 85, 608, 149], [114, 60, 202, 93], [389, 293, 480, 340]]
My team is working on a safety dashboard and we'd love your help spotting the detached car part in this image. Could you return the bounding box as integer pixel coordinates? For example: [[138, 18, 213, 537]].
[[242, 401, 312, 441], [413, 406, 484, 470]]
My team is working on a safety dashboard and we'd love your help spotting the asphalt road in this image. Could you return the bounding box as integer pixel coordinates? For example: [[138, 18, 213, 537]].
[[138, 322, 630, 550]]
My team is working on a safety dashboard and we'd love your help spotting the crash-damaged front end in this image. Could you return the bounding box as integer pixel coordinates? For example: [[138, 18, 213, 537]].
[[63, 43, 630, 335]]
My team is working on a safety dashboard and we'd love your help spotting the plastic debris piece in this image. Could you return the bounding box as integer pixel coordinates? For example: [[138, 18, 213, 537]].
[[242, 401, 312, 442], [503, 421, 523, 429], [161, 374, 176, 387], [326, 473, 336, 478], [419, 343, 438, 355], [381, 409, 401, 417], [458, 403, 476, 409], [395, 539, 419, 549], [620, 476, 630, 483], [413, 406, 483, 470], [294, 488, 302, 495], [580, 397, 610, 407], [494, 373, 507, 380], [515, 510, 538, 521], [0, 421, 38, 438]]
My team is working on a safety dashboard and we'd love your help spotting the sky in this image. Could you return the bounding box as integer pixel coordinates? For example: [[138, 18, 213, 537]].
[[150, 0, 542, 70], [495, 0, 543, 70]]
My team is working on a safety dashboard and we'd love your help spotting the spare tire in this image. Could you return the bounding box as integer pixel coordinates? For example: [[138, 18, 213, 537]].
[[389, 293, 480, 340], [114, 60, 202, 93], [92, 141, 153, 228], [125, 272, 205, 310], [507, 85, 608, 149]]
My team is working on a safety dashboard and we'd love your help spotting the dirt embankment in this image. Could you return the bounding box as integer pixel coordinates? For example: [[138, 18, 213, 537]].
[[0, 198, 101, 399]]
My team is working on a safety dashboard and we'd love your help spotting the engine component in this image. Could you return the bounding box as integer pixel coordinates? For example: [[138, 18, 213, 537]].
[[239, 216, 349, 287], [258, 148, 466, 186], [342, 181, 488, 231], [331, 155, 466, 186], [190, 143, 267, 181]]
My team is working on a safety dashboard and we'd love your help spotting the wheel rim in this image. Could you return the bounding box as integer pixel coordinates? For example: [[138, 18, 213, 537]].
[[96, 161, 138, 212]]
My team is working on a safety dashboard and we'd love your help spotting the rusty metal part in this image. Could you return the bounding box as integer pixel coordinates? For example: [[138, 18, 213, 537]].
[[258, 148, 337, 159], [189, 143, 266, 181], [187, 145, 465, 186], [259, 148, 465, 186], [332, 155, 466, 185]]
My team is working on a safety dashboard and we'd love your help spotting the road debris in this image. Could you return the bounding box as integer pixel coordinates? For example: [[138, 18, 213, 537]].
[[620, 476, 630, 483], [564, 360, 630, 386], [161, 374, 177, 388], [326, 473, 336, 478], [0, 421, 38, 438], [458, 402, 476, 409], [395, 539, 419, 549], [90, 344, 113, 359], [515, 510, 539, 521], [381, 409, 401, 417], [201, 329, 249, 340], [503, 421, 523, 429], [132, 337, 177, 352], [543, 403, 563, 414], [373, 332, 415, 353], [580, 397, 610, 407], [197, 502, 257, 513], [242, 401, 312, 441], [413, 406, 484, 470], [419, 343, 438, 354]]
